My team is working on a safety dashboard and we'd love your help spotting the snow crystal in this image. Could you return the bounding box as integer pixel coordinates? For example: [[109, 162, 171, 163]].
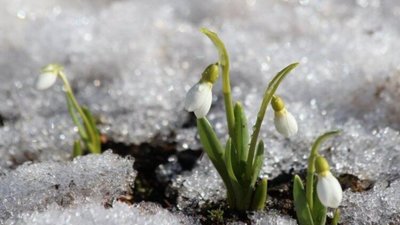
[[172, 156, 225, 210], [249, 210, 297, 225], [341, 177, 400, 224], [0, 152, 135, 222], [6, 202, 198, 225]]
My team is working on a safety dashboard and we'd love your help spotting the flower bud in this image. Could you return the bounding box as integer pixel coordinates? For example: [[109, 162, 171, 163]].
[[184, 64, 219, 118], [272, 96, 298, 137], [36, 64, 63, 90], [316, 156, 343, 208], [184, 81, 213, 118]]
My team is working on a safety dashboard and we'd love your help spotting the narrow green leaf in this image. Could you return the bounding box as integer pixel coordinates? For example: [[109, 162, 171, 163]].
[[224, 138, 238, 183], [312, 178, 327, 225], [332, 208, 340, 225], [66, 94, 88, 140], [197, 118, 224, 162], [65, 90, 99, 155], [234, 102, 249, 163], [82, 106, 101, 154], [82, 106, 97, 132], [293, 175, 314, 225], [310, 130, 341, 157], [197, 118, 236, 204], [306, 130, 341, 211], [247, 63, 299, 176], [250, 140, 265, 188], [250, 178, 267, 210], [72, 140, 83, 157]]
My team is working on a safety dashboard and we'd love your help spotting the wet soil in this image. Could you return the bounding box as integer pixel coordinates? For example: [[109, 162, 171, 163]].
[[101, 134, 202, 208]]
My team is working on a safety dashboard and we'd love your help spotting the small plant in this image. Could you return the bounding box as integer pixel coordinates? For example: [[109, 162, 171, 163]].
[[37, 64, 101, 157], [293, 131, 343, 225], [208, 207, 224, 224], [184, 28, 299, 211]]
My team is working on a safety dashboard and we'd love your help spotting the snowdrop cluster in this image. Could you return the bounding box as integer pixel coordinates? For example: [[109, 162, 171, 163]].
[[184, 28, 299, 211], [185, 29, 342, 222], [36, 27, 343, 223]]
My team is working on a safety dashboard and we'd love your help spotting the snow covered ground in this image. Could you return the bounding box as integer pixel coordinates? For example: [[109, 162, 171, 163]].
[[0, 0, 399, 224]]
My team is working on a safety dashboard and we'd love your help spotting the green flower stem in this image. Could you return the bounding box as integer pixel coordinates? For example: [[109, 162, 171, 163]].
[[246, 63, 299, 176], [59, 71, 101, 154], [306, 131, 340, 212], [332, 208, 340, 225], [201, 28, 235, 137]]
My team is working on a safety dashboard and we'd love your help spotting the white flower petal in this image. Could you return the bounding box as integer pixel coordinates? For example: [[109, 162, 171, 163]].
[[193, 88, 212, 118], [36, 72, 57, 90], [274, 110, 298, 137], [317, 172, 343, 208], [184, 82, 212, 118]]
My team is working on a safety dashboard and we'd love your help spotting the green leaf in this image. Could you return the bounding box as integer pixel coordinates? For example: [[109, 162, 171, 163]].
[[66, 94, 88, 140], [332, 208, 340, 225], [197, 118, 236, 205], [312, 178, 327, 225], [250, 178, 268, 210], [247, 63, 299, 176], [250, 140, 265, 188], [310, 130, 341, 157], [72, 140, 83, 157], [233, 102, 249, 182], [197, 118, 224, 163], [81, 106, 101, 154], [234, 102, 249, 163], [306, 130, 341, 211], [293, 175, 314, 225], [224, 138, 238, 183]]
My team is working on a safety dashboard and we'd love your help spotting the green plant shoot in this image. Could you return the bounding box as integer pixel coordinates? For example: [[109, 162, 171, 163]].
[[293, 131, 343, 225], [37, 64, 101, 157]]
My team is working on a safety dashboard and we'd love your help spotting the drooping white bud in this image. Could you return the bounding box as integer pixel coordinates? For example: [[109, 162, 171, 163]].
[[36, 64, 63, 90], [315, 156, 343, 208], [273, 109, 298, 137], [316, 171, 343, 208], [36, 72, 58, 90], [271, 96, 298, 137], [184, 81, 212, 118]]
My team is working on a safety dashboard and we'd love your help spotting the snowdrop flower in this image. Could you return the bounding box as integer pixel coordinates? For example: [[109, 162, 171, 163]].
[[271, 96, 298, 137], [185, 63, 219, 118], [36, 64, 63, 90], [37, 72, 57, 90], [315, 156, 343, 208]]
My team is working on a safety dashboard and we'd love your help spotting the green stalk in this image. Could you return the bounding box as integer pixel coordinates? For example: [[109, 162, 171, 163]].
[[332, 208, 340, 225], [306, 131, 340, 211], [246, 63, 298, 176], [59, 72, 100, 153], [65, 95, 88, 140], [201, 28, 235, 137]]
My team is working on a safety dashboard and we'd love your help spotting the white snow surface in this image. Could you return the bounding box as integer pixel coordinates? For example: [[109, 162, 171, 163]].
[[0, 152, 136, 223], [0, 0, 399, 224], [6, 202, 198, 225]]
